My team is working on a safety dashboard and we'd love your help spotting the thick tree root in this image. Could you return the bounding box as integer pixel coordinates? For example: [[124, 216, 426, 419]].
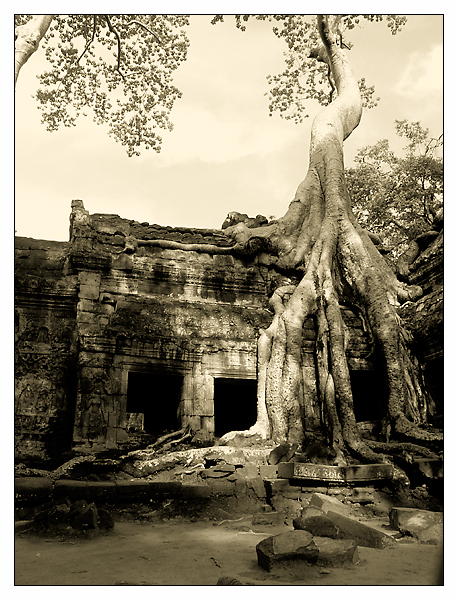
[[366, 440, 442, 459]]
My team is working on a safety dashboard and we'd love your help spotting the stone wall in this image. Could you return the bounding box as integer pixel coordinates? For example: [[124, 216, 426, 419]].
[[14, 200, 396, 461], [15, 237, 78, 462], [398, 229, 444, 417]]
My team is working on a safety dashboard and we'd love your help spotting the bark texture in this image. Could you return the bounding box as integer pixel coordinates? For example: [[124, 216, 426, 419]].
[[222, 16, 441, 461], [15, 15, 54, 89]]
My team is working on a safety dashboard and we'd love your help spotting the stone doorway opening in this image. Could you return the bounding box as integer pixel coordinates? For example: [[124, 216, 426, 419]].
[[126, 371, 183, 436], [349, 369, 388, 422], [213, 378, 257, 437]]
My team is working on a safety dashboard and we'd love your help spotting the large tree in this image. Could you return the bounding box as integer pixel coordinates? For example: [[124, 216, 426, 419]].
[[215, 15, 442, 462], [16, 14, 442, 462]]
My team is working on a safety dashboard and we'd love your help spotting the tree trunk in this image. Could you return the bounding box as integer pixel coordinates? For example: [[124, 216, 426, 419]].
[[15, 15, 54, 89], [223, 15, 441, 462]]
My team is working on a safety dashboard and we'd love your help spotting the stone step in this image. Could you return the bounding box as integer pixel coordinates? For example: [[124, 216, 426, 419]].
[[277, 462, 393, 483]]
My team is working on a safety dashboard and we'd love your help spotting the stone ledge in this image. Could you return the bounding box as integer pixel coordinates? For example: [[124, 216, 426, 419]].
[[277, 462, 393, 483]]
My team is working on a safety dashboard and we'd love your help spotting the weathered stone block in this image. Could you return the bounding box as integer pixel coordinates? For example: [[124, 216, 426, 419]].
[[344, 464, 393, 482], [293, 515, 344, 539], [264, 478, 298, 495], [308, 492, 353, 516], [259, 465, 278, 479], [389, 507, 443, 544], [84, 481, 117, 502], [14, 477, 53, 505], [79, 272, 101, 287], [256, 531, 318, 573], [271, 495, 303, 517], [208, 479, 235, 496], [349, 487, 375, 503], [236, 465, 259, 478], [201, 468, 230, 479], [302, 505, 325, 518], [54, 480, 89, 500], [326, 511, 395, 549], [212, 463, 236, 473], [115, 480, 150, 501], [313, 537, 359, 567], [147, 481, 182, 498], [78, 285, 100, 300], [278, 462, 346, 483], [246, 477, 266, 499]]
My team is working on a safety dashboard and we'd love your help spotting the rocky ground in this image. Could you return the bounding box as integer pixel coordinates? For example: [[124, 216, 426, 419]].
[[14, 437, 444, 586]]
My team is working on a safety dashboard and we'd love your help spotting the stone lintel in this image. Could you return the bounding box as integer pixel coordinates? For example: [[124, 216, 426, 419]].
[[277, 462, 393, 483]]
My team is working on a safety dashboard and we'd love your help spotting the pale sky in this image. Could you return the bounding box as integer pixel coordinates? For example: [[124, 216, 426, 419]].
[[14, 14, 443, 242]]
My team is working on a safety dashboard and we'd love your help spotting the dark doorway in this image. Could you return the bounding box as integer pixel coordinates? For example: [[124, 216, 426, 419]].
[[213, 378, 257, 437], [349, 369, 387, 422], [126, 371, 183, 435]]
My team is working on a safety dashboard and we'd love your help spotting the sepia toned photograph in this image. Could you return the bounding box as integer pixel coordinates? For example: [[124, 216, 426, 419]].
[[14, 12, 444, 587]]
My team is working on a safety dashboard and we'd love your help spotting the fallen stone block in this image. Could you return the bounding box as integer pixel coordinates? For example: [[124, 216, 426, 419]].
[[313, 537, 359, 567], [308, 492, 353, 516], [302, 505, 325, 518], [256, 530, 358, 574], [293, 515, 344, 539], [256, 530, 318, 574], [389, 507, 443, 544], [326, 511, 395, 549]]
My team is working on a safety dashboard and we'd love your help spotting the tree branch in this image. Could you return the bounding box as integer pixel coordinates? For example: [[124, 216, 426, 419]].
[[126, 19, 163, 44], [104, 15, 125, 80], [76, 15, 97, 65]]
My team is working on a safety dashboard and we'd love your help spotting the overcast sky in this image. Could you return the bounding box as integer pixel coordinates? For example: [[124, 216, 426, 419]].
[[14, 14, 443, 241]]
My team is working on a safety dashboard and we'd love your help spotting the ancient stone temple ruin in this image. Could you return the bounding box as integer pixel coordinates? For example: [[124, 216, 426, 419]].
[[14, 200, 443, 463]]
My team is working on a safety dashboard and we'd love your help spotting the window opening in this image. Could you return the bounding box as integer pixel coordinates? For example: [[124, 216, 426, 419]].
[[213, 378, 257, 437], [126, 371, 183, 435]]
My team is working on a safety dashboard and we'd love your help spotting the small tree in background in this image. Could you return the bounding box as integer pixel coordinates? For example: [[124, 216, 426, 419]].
[[346, 121, 443, 260]]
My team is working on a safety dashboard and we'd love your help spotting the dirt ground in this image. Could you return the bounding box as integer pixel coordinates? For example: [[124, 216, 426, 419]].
[[15, 515, 444, 586]]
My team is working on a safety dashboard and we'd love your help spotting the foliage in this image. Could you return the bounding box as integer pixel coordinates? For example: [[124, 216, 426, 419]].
[[346, 120, 443, 257], [15, 15, 190, 157], [212, 14, 406, 122]]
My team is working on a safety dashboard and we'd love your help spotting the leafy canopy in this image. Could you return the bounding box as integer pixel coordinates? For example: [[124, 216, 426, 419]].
[[346, 120, 443, 257], [15, 15, 190, 157], [16, 14, 407, 155], [212, 15, 407, 122]]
